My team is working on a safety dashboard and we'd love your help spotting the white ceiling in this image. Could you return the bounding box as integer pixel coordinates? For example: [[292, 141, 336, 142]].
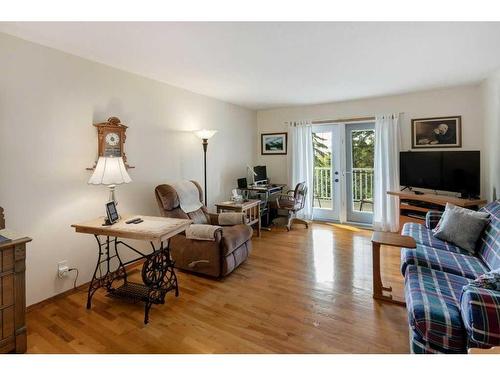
[[1, 22, 500, 110]]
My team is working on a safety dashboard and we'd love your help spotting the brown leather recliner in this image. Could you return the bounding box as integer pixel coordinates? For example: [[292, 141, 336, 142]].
[[155, 181, 252, 278]]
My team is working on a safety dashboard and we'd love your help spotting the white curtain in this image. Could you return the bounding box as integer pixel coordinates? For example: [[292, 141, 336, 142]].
[[287, 120, 314, 220], [373, 114, 401, 232]]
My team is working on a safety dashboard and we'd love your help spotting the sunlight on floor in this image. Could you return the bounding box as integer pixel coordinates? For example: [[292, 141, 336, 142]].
[[310, 222, 372, 290], [311, 227, 335, 283], [321, 222, 363, 232]]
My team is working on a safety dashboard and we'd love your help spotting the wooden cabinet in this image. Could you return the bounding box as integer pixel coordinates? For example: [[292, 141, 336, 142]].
[[0, 207, 31, 354], [387, 191, 487, 231]]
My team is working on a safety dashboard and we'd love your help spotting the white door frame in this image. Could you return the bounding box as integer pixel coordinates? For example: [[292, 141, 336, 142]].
[[312, 124, 345, 222], [312, 120, 375, 226]]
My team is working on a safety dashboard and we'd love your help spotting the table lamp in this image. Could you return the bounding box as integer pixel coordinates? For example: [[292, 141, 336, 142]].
[[194, 129, 217, 206], [88, 156, 132, 205]]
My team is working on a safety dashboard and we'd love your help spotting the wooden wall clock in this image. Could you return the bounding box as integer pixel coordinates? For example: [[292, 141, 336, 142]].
[[87, 116, 134, 170]]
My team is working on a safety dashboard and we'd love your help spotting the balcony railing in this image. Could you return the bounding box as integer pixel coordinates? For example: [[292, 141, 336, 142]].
[[314, 167, 374, 202]]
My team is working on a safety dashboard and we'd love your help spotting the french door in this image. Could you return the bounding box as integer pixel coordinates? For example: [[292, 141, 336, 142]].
[[312, 122, 375, 225], [345, 122, 375, 224], [312, 125, 342, 221]]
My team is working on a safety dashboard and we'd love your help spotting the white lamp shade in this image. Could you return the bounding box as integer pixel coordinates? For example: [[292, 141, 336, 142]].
[[194, 129, 217, 140], [88, 157, 132, 185]]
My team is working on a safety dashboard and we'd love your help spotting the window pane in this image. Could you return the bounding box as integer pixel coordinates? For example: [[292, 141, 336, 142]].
[[350, 130, 374, 213], [313, 131, 332, 209]]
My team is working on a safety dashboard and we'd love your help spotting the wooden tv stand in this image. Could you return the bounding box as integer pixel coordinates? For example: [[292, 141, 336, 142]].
[[387, 191, 487, 231]]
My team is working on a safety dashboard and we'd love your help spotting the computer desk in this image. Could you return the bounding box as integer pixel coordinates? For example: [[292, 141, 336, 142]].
[[239, 184, 286, 230]]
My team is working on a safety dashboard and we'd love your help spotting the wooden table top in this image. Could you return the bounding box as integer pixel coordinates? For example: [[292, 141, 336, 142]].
[[371, 231, 417, 248], [387, 190, 487, 207], [215, 199, 260, 209], [71, 215, 191, 242]]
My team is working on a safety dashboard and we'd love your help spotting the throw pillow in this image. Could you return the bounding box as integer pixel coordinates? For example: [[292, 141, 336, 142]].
[[433, 203, 490, 254], [468, 269, 500, 291]]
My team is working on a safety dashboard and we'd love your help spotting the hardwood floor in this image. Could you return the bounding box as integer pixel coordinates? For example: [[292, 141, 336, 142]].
[[26, 222, 409, 353]]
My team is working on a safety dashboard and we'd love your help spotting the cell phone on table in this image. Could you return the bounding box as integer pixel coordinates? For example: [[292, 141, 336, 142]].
[[105, 201, 119, 224]]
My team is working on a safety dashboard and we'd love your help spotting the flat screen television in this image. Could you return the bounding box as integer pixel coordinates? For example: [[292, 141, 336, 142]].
[[400, 151, 480, 197]]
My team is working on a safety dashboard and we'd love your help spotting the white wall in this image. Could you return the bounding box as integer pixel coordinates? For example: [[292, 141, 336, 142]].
[[257, 84, 485, 196], [0, 33, 256, 305], [481, 70, 500, 201]]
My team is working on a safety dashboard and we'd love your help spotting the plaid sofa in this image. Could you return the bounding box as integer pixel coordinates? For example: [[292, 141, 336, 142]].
[[400, 200, 500, 354]]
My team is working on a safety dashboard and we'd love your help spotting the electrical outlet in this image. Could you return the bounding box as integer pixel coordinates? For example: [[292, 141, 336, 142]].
[[57, 260, 69, 278]]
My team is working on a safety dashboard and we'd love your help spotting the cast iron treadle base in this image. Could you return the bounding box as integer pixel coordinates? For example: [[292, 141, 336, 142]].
[[108, 282, 151, 302], [87, 236, 179, 324]]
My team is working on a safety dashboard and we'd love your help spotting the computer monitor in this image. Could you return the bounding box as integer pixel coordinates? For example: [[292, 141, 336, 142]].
[[254, 165, 267, 184], [237, 177, 247, 189]]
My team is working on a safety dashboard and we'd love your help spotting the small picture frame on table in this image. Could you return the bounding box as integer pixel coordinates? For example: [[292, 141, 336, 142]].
[[104, 201, 119, 225], [261, 132, 288, 155]]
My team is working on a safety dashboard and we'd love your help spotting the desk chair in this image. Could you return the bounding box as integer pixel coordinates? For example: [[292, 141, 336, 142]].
[[273, 182, 309, 231]]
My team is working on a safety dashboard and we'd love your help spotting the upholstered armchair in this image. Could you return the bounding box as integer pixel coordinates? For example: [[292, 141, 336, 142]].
[[272, 182, 309, 231], [155, 181, 253, 278]]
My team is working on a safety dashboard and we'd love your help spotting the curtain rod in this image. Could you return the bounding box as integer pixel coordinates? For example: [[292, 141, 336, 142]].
[[311, 116, 375, 124]]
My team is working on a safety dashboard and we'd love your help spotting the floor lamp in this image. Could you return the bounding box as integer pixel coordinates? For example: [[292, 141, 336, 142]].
[[194, 129, 217, 206]]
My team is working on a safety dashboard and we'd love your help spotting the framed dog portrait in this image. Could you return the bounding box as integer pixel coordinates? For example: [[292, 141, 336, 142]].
[[411, 116, 462, 148], [261, 132, 288, 155]]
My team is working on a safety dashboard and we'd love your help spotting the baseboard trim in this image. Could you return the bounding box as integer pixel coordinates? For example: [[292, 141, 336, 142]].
[[27, 258, 145, 313]]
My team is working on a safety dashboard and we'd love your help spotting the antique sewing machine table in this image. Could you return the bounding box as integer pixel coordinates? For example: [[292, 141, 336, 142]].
[[71, 215, 191, 324]]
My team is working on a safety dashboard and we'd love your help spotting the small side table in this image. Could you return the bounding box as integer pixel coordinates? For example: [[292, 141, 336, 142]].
[[215, 199, 261, 237], [370, 231, 416, 306]]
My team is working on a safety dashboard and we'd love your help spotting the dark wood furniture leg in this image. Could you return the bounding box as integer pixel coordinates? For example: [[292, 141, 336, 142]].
[[371, 241, 383, 299]]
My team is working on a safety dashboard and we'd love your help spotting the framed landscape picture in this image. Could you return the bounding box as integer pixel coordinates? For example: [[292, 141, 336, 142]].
[[261, 132, 288, 155], [411, 116, 462, 148]]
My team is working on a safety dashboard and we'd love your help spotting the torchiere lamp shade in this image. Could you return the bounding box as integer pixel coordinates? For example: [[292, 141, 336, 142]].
[[88, 156, 132, 185], [194, 129, 217, 140]]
